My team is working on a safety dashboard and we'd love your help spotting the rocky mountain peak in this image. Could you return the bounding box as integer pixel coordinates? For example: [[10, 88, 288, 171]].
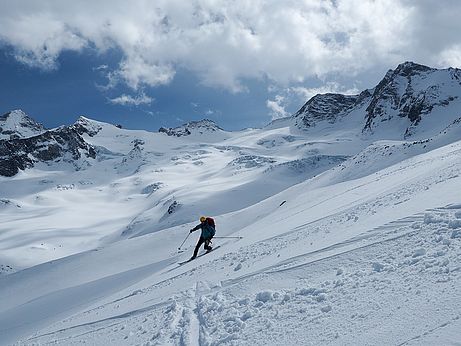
[[71, 116, 104, 137], [292, 93, 359, 129], [392, 61, 435, 77], [159, 119, 222, 137], [0, 109, 46, 140], [0, 114, 97, 177], [364, 62, 461, 135]]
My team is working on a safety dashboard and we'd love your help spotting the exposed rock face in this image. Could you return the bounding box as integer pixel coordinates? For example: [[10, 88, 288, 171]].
[[292, 62, 461, 137], [364, 62, 461, 133], [71, 116, 103, 137], [0, 113, 105, 177], [159, 119, 222, 137], [293, 93, 359, 128], [0, 126, 96, 177], [0, 110, 46, 140]]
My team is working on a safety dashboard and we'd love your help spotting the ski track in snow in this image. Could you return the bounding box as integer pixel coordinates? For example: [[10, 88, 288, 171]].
[[2, 101, 461, 344], [17, 199, 461, 345], [11, 140, 461, 344]]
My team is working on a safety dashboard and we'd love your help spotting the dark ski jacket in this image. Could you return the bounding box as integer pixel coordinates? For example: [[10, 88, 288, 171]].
[[191, 221, 215, 240]]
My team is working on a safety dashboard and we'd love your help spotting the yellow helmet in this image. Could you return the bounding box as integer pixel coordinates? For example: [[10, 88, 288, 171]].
[[200, 216, 207, 222]]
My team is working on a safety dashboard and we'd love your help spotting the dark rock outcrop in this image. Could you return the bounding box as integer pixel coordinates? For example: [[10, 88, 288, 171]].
[[71, 116, 103, 137], [292, 62, 461, 138], [0, 126, 96, 177], [159, 119, 222, 137], [293, 93, 359, 128], [364, 62, 460, 133]]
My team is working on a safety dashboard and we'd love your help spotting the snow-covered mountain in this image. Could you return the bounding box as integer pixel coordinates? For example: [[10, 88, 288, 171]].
[[292, 93, 359, 128], [159, 119, 227, 140], [0, 117, 97, 177], [0, 109, 45, 140], [292, 61, 461, 139], [1, 62, 461, 345]]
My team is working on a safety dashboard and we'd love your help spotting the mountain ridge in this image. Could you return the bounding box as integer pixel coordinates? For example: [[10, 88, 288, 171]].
[[0, 109, 46, 140], [158, 119, 224, 137], [292, 61, 461, 139], [2, 61, 461, 178]]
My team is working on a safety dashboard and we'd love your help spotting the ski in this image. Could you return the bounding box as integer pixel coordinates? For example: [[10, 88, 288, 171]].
[[178, 246, 221, 265]]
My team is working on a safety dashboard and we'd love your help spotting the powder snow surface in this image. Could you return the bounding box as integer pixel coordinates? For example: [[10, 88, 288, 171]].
[[1, 116, 461, 345]]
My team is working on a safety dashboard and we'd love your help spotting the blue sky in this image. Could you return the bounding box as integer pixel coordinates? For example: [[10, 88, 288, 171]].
[[0, 46, 281, 131], [1, 1, 460, 132]]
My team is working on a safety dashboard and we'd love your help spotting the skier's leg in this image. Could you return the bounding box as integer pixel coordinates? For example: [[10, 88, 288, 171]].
[[192, 237, 205, 258]]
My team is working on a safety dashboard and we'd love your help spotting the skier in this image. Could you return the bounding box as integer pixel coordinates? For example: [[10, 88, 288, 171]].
[[189, 216, 216, 259]]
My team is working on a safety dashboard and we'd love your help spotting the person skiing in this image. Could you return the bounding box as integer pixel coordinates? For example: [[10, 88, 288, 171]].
[[189, 216, 216, 259]]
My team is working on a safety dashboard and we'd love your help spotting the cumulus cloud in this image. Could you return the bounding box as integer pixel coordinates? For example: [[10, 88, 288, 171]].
[[438, 45, 461, 68], [1, 0, 461, 91], [109, 92, 153, 106], [94, 64, 109, 71], [291, 83, 360, 102], [267, 95, 289, 120]]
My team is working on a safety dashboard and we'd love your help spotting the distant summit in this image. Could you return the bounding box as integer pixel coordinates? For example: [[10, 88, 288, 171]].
[[363, 61, 461, 136], [292, 61, 461, 138], [293, 93, 359, 128], [0, 109, 46, 140], [0, 112, 96, 177], [71, 116, 105, 137], [159, 119, 223, 137], [2, 61, 461, 177]]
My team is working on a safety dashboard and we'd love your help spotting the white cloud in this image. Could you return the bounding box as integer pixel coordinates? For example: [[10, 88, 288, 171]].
[[291, 83, 360, 102], [94, 64, 109, 71], [266, 82, 361, 119], [1, 1, 461, 91], [109, 92, 153, 106], [437, 45, 461, 68], [267, 95, 289, 120]]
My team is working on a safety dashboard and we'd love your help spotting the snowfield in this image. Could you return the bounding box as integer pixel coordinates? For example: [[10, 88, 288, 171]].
[[1, 62, 461, 345], [1, 117, 461, 345]]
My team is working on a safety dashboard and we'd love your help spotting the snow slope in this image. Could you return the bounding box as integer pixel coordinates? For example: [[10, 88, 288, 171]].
[[1, 62, 461, 345], [1, 123, 461, 345], [0, 115, 357, 269], [0, 110, 45, 140]]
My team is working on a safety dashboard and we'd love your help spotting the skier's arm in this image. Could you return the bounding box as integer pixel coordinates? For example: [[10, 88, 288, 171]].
[[190, 223, 201, 233]]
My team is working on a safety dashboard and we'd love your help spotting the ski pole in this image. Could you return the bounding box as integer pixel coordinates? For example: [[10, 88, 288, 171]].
[[178, 232, 191, 250], [212, 236, 243, 239]]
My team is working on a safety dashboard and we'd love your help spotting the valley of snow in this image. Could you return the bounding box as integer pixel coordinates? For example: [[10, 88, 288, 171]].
[[1, 62, 461, 345]]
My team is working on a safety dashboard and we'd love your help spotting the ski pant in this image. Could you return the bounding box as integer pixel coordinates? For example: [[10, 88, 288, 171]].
[[193, 236, 212, 258]]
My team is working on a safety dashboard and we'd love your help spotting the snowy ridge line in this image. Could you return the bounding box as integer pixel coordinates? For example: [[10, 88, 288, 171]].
[[28, 321, 122, 344], [364, 214, 425, 233], [397, 315, 461, 346], [266, 226, 419, 276], [27, 299, 173, 341]]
